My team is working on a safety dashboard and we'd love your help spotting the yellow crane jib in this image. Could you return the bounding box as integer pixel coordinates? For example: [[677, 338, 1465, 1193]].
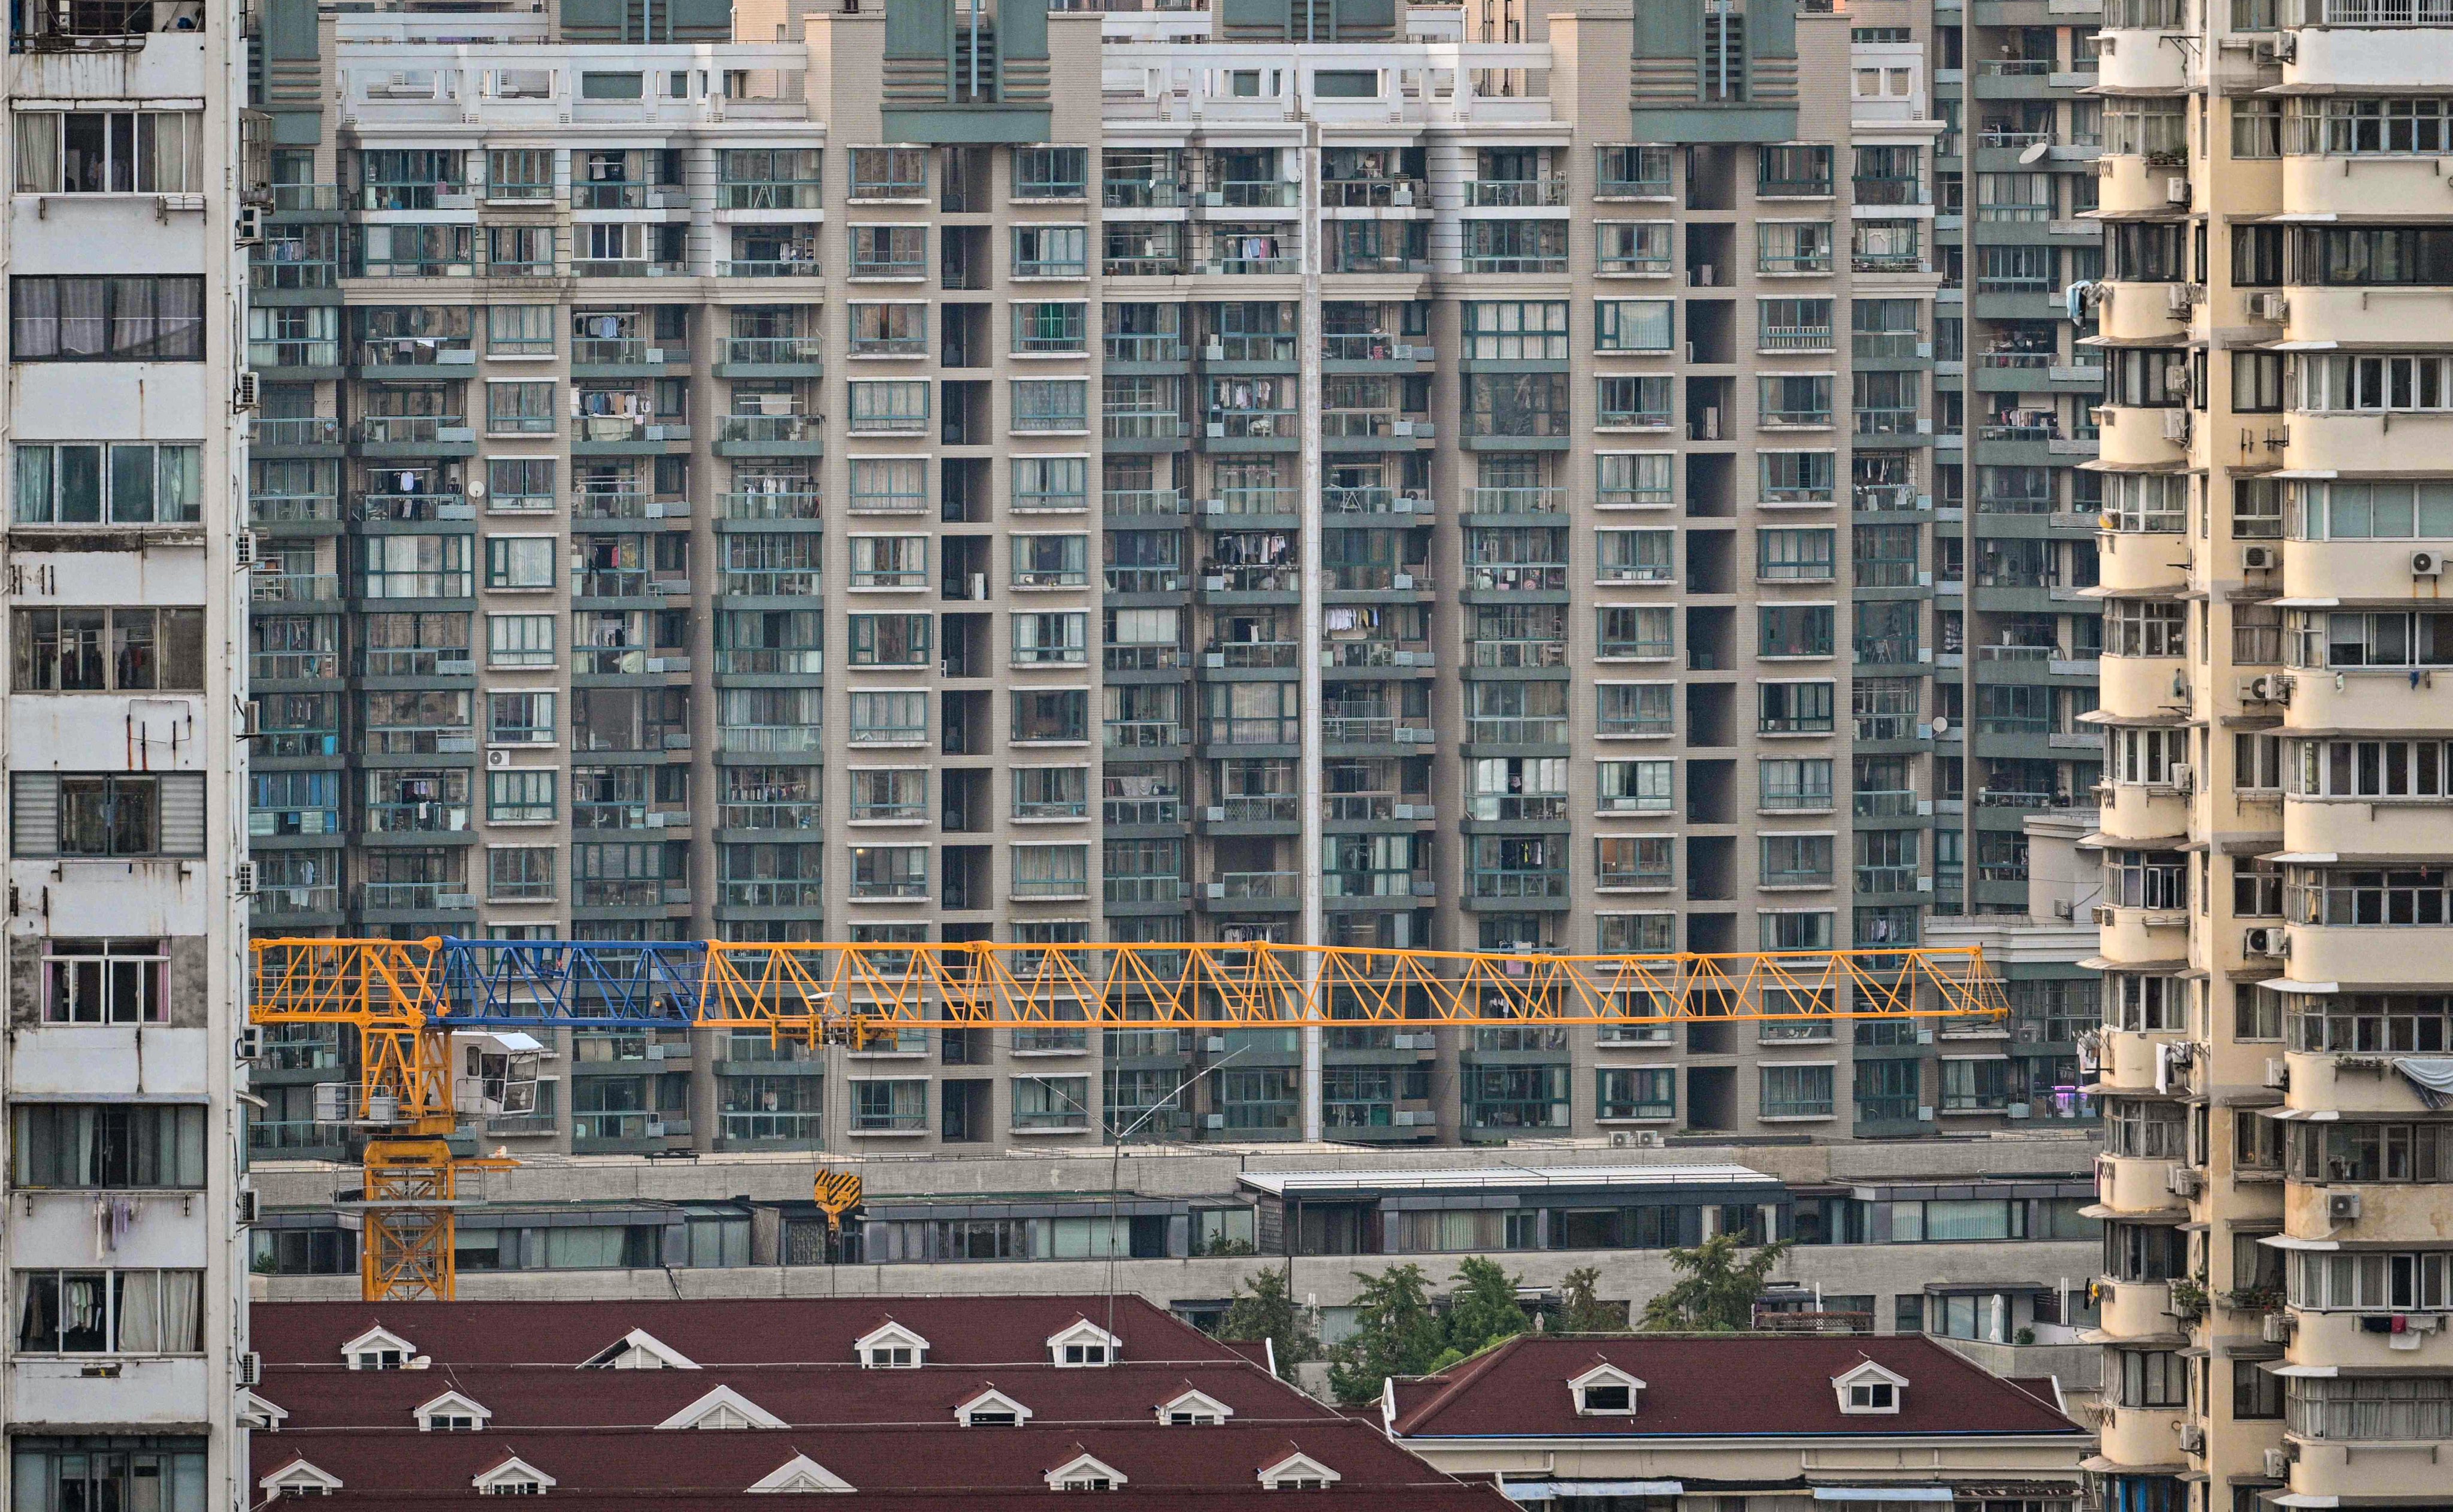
[[244, 937, 2006, 1302]]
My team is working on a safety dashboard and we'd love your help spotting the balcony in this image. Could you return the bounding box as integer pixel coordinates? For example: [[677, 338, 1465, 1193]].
[[1323, 487, 1432, 519], [1204, 641, 1297, 669], [356, 493, 473, 524], [1104, 489, 1185, 518], [721, 879, 824, 907], [1466, 179, 1566, 207], [718, 415, 822, 445], [1468, 716, 1565, 744], [356, 416, 473, 447], [720, 724, 823, 754], [1467, 486, 1565, 516], [1208, 870, 1298, 901], [251, 494, 340, 527], [1467, 640, 1567, 670], [1468, 870, 1568, 901], [250, 572, 341, 604], [251, 416, 341, 447], [1326, 715, 1435, 745], [721, 802, 822, 832], [360, 882, 476, 913], [1205, 716, 1300, 747], [720, 491, 824, 521]]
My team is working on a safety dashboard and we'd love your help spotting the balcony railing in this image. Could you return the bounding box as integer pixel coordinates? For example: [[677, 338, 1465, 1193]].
[[723, 335, 824, 365], [1466, 179, 1566, 207], [720, 491, 823, 521], [252, 416, 341, 446]]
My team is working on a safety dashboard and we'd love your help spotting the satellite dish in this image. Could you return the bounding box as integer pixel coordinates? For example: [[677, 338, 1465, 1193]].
[[1931, 716, 1950, 736], [2019, 140, 2052, 164]]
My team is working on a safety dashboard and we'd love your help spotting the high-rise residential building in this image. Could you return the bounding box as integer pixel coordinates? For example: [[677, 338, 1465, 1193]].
[[242, 0, 2100, 1159], [2087, 0, 2453, 1504], [1935, 0, 2110, 911], [1, 0, 252, 1500]]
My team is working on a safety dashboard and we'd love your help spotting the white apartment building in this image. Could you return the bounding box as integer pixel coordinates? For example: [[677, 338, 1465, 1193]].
[[2089, 0, 2453, 1508], [1, 0, 251, 1503]]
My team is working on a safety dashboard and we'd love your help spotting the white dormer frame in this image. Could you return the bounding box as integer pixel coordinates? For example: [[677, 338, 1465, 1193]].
[[854, 1320, 930, 1368], [1045, 1453, 1129, 1491], [341, 1325, 416, 1370], [658, 1384, 789, 1431], [747, 1454, 857, 1495], [260, 1460, 342, 1498], [415, 1390, 494, 1432], [472, 1457, 558, 1495], [1569, 1362, 1647, 1417], [1833, 1359, 1909, 1415], [955, 1387, 1036, 1427], [1047, 1319, 1123, 1367], [1257, 1452, 1342, 1490], [238, 1390, 290, 1431], [1157, 1387, 1235, 1425], [579, 1328, 699, 1370]]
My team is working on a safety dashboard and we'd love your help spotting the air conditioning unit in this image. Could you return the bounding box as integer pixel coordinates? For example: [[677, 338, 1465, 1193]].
[[2264, 1057, 2289, 1090], [2169, 763, 2195, 793], [237, 1025, 264, 1061], [2243, 545, 2280, 571], [2327, 1191, 2363, 1223], [1202, 1112, 1226, 1129], [2165, 283, 2194, 314], [486, 748, 514, 770], [1610, 1130, 1632, 1148], [2179, 1425, 2206, 1454], [2264, 1447, 2293, 1478], [236, 204, 265, 245], [2415, 549, 2444, 578], [2162, 409, 2192, 443], [234, 531, 261, 568], [234, 861, 259, 896], [2264, 1314, 2296, 1345], [2254, 32, 2297, 62], [2165, 178, 2192, 206], [2242, 673, 2285, 703], [2169, 1167, 2203, 1197], [2092, 903, 2117, 926], [2248, 291, 2288, 322], [234, 371, 259, 411], [2165, 1042, 2196, 1068], [238, 1351, 263, 1388], [311, 1082, 352, 1123], [2243, 926, 2283, 958], [237, 1189, 259, 1225]]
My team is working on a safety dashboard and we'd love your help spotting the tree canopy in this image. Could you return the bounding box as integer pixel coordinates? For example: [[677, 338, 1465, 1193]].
[[1638, 1233, 1793, 1331]]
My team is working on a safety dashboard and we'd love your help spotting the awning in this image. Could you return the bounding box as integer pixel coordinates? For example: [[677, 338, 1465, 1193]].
[[1503, 1483, 1684, 1502], [1815, 1492, 1954, 1503]]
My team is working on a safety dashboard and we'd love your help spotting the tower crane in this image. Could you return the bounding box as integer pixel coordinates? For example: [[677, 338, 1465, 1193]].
[[246, 936, 2009, 1301]]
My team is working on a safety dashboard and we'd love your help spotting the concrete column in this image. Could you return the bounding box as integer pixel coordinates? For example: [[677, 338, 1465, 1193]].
[[1299, 114, 1326, 1142]]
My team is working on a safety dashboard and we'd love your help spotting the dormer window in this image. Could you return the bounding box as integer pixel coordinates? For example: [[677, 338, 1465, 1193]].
[[956, 1388, 1035, 1428], [1833, 1360, 1908, 1415], [1258, 1454, 1342, 1491], [1047, 1319, 1123, 1367], [415, 1391, 492, 1432], [748, 1454, 856, 1495], [579, 1329, 697, 1371], [1569, 1362, 1646, 1417], [473, 1458, 556, 1496], [660, 1386, 787, 1431], [1158, 1389, 1234, 1426], [342, 1326, 416, 1371], [854, 1322, 930, 1368], [1045, 1454, 1127, 1492], [261, 1462, 342, 1498]]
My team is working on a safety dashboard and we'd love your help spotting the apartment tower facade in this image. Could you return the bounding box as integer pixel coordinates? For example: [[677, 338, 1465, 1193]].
[[2089, 0, 2453, 1506], [241, 0, 2100, 1157], [0, 0, 254, 1502]]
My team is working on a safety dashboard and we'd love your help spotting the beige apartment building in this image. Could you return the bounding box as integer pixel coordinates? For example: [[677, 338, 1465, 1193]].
[[241, 0, 2103, 1157], [2088, 0, 2453, 1509]]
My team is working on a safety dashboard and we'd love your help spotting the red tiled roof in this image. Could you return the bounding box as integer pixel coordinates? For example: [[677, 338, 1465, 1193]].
[[255, 1295, 1234, 1368], [250, 1298, 1511, 1510], [1386, 1334, 2087, 1440]]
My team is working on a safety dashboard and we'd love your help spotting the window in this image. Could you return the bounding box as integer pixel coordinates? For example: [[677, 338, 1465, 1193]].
[[1598, 760, 1673, 813], [850, 147, 926, 198], [1760, 604, 1835, 658], [1758, 222, 1835, 274], [1760, 1063, 1836, 1118], [488, 692, 555, 748], [1598, 1068, 1675, 1120], [1015, 146, 1089, 199], [1014, 379, 1090, 433], [849, 380, 928, 434], [484, 536, 556, 591], [38, 937, 167, 1026], [1012, 301, 1086, 355], [488, 613, 555, 669], [2106, 473, 2186, 533], [11, 1440, 207, 1512], [1595, 300, 1673, 352], [1015, 456, 1088, 510], [487, 846, 555, 903], [1599, 453, 1674, 509], [1013, 225, 1088, 278], [13, 773, 202, 858], [14, 1103, 201, 1186], [14, 443, 201, 524], [488, 770, 556, 824], [11, 273, 204, 358], [1758, 528, 1835, 580], [1596, 222, 1674, 276], [13, 113, 200, 195], [848, 614, 932, 667], [13, 608, 202, 691], [1462, 302, 1569, 361], [15, 1270, 204, 1353], [2105, 600, 2186, 657], [1759, 681, 1836, 734]]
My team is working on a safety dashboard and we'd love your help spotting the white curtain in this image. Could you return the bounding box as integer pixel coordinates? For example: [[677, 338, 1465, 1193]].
[[15, 113, 59, 193]]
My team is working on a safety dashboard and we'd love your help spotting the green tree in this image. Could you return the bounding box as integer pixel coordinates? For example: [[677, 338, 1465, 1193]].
[[1557, 1266, 1629, 1333], [1327, 1263, 1447, 1404], [1218, 1266, 1320, 1379], [1444, 1256, 1532, 1359], [1638, 1232, 1793, 1332]]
